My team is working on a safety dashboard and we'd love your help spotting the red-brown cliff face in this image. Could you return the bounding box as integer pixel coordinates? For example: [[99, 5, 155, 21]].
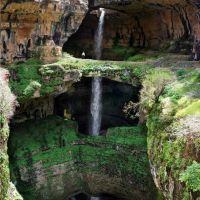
[[64, 1, 200, 59], [0, 0, 88, 64], [1, 0, 200, 63]]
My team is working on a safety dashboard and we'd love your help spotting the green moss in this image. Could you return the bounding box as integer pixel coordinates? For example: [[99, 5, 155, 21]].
[[127, 54, 158, 62], [8, 54, 154, 102], [9, 116, 155, 199], [0, 117, 10, 200], [140, 68, 174, 113], [180, 161, 200, 192], [103, 46, 139, 60], [9, 59, 43, 100], [146, 66, 200, 199], [176, 100, 200, 117], [9, 59, 67, 101]]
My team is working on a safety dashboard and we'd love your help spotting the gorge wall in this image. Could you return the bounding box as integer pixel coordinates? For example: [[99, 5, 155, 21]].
[[64, 0, 200, 59], [2, 0, 200, 63], [1, 0, 200, 200], [0, 0, 88, 64]]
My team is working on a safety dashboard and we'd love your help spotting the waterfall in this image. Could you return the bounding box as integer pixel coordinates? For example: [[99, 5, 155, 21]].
[[89, 8, 105, 136], [94, 8, 105, 60], [90, 77, 102, 136], [91, 197, 100, 200]]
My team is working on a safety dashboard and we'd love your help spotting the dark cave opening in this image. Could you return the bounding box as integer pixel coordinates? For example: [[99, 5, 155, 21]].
[[62, 9, 143, 61], [62, 11, 99, 59], [68, 192, 123, 200], [54, 77, 140, 135]]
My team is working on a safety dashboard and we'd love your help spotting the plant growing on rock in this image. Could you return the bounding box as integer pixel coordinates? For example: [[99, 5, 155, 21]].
[[180, 161, 200, 192], [0, 69, 21, 200], [139, 69, 174, 123]]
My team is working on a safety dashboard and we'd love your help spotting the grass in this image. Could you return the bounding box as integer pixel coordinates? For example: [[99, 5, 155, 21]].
[[127, 54, 159, 62], [176, 100, 200, 117], [8, 54, 154, 101]]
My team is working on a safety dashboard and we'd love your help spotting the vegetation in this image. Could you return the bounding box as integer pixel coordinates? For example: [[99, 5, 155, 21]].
[[0, 70, 21, 200], [146, 67, 200, 199], [9, 54, 154, 101], [180, 161, 200, 192], [127, 54, 159, 62], [5, 51, 200, 200], [9, 116, 155, 200], [103, 46, 139, 60]]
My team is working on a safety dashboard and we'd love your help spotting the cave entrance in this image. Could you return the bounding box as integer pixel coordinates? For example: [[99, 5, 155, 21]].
[[68, 192, 122, 200], [62, 9, 141, 61], [54, 77, 140, 135]]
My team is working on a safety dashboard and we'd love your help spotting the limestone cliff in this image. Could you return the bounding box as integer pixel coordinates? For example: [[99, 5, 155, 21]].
[[65, 0, 200, 59], [3, 49, 200, 199], [0, 68, 22, 200], [0, 0, 88, 64], [139, 67, 200, 199]]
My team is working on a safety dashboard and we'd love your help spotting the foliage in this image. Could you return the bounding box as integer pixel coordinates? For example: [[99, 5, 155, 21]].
[[139, 69, 174, 118], [9, 59, 42, 100], [23, 81, 41, 96], [8, 55, 154, 102], [9, 116, 155, 199], [127, 54, 158, 62], [0, 69, 19, 200], [176, 100, 200, 117], [103, 46, 139, 60], [146, 66, 200, 199], [10, 59, 65, 100], [180, 161, 200, 192]]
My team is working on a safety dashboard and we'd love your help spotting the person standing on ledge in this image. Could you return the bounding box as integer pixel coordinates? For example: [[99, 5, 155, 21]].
[[81, 51, 86, 59]]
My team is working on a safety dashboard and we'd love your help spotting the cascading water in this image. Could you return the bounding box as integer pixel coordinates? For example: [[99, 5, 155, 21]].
[[90, 197, 100, 200], [90, 77, 102, 135], [94, 8, 105, 60], [89, 8, 105, 137]]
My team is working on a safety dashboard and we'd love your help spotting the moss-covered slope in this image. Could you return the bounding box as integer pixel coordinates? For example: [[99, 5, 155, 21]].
[[0, 69, 22, 200], [9, 116, 156, 200], [145, 68, 200, 199], [8, 54, 152, 102]]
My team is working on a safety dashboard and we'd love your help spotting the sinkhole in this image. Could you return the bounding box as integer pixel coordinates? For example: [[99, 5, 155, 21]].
[[8, 77, 156, 200], [54, 77, 140, 135]]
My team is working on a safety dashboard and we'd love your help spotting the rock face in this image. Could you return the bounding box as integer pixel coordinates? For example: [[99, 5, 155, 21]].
[[9, 116, 156, 200], [0, 0, 88, 64], [0, 68, 22, 200], [141, 67, 200, 199], [64, 1, 200, 59], [7, 51, 200, 199]]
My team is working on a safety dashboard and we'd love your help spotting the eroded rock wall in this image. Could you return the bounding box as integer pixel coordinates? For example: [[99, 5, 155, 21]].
[[9, 116, 156, 200], [0, 0, 88, 64], [65, 1, 200, 59], [0, 68, 22, 200]]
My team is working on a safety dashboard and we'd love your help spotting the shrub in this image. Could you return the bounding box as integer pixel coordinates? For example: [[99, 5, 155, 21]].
[[23, 81, 41, 96], [180, 161, 200, 192], [140, 69, 173, 112], [139, 69, 174, 122]]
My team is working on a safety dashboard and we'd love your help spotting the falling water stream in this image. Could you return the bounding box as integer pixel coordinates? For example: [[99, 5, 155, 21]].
[[90, 8, 105, 137], [90, 197, 100, 200], [94, 8, 105, 60], [90, 77, 102, 135]]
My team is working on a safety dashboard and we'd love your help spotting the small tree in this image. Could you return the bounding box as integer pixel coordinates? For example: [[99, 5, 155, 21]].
[[139, 69, 174, 123]]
